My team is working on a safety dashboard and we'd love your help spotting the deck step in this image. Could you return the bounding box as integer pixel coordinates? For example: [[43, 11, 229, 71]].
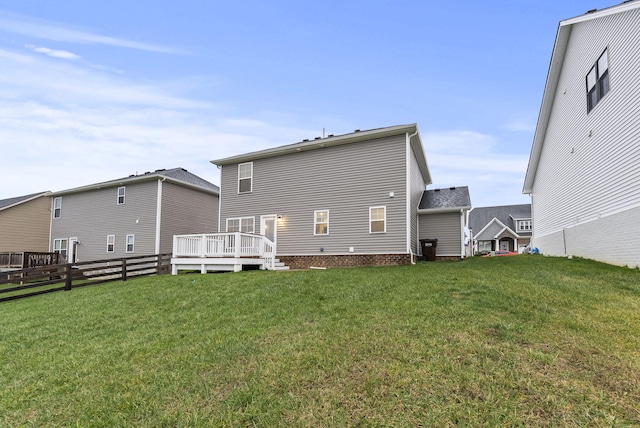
[[271, 260, 290, 271]]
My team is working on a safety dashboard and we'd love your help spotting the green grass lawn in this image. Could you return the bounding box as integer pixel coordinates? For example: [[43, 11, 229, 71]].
[[1, 255, 639, 427]]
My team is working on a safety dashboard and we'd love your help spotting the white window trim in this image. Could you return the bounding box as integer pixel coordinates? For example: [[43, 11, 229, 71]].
[[53, 197, 62, 219], [238, 162, 253, 194], [226, 216, 255, 233], [369, 206, 386, 234], [107, 235, 115, 253], [516, 219, 532, 232], [126, 234, 135, 253], [314, 210, 329, 235], [53, 238, 68, 256], [117, 186, 126, 205]]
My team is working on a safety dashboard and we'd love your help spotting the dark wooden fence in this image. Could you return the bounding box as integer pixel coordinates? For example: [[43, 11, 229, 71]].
[[0, 253, 172, 303]]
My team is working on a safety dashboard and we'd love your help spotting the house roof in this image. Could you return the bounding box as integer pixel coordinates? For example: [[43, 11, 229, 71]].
[[468, 204, 531, 238], [523, 0, 640, 194], [0, 192, 51, 212], [50, 168, 219, 196], [417, 186, 471, 213], [211, 124, 432, 185]]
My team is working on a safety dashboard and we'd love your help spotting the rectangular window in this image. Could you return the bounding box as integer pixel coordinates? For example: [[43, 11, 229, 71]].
[[586, 49, 610, 112], [53, 238, 68, 257], [117, 187, 126, 205], [107, 235, 115, 253], [369, 206, 386, 233], [238, 162, 253, 193], [517, 219, 532, 232], [226, 217, 255, 233], [478, 241, 492, 253], [314, 210, 329, 235], [126, 234, 135, 253], [53, 197, 62, 219]]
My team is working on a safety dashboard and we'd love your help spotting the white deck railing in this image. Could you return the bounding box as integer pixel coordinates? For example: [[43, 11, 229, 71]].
[[172, 232, 276, 270]]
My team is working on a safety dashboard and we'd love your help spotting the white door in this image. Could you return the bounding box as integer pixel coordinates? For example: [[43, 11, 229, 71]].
[[260, 215, 277, 243], [499, 241, 509, 251], [69, 237, 79, 263]]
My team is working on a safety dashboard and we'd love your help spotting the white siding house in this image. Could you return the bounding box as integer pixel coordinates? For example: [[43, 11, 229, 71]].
[[523, 1, 640, 267]]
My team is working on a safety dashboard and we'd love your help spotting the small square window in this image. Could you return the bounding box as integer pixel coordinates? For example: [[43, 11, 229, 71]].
[[369, 206, 386, 233], [314, 210, 329, 235], [117, 187, 126, 205]]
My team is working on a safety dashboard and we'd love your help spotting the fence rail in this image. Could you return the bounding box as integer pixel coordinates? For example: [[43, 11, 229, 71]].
[[0, 253, 171, 303]]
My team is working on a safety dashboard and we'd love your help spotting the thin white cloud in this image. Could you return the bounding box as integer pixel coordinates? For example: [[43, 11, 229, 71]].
[[0, 10, 183, 54], [26, 44, 81, 60], [421, 129, 530, 206]]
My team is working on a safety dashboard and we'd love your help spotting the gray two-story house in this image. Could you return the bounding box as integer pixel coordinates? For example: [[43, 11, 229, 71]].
[[50, 168, 219, 263], [204, 124, 470, 270]]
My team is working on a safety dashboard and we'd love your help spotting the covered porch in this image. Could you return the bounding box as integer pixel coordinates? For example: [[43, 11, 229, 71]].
[[171, 232, 284, 273]]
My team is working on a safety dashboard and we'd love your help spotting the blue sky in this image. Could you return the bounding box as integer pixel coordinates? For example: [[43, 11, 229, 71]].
[[0, 1, 618, 207]]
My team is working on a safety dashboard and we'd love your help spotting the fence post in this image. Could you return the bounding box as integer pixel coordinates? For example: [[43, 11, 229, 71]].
[[121, 258, 127, 281], [65, 264, 72, 291]]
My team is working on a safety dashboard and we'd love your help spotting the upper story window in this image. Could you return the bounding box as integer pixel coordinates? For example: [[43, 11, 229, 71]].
[[369, 206, 386, 233], [238, 162, 253, 193], [53, 197, 62, 219], [314, 210, 329, 235], [226, 217, 255, 233], [586, 49, 610, 113], [517, 219, 532, 232], [117, 187, 126, 205]]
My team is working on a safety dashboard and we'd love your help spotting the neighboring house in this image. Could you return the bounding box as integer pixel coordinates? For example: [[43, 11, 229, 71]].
[[50, 168, 219, 263], [523, 1, 640, 267], [468, 204, 532, 255], [418, 187, 472, 259], [0, 192, 51, 253], [209, 124, 470, 270]]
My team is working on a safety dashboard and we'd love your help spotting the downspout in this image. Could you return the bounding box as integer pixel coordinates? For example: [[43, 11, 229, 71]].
[[48, 197, 54, 252], [406, 129, 420, 259], [155, 177, 165, 254], [460, 209, 465, 259]]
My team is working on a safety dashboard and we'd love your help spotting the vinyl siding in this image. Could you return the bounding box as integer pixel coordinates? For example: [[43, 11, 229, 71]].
[[50, 181, 158, 261], [160, 181, 218, 254], [532, 8, 640, 241], [0, 196, 50, 252], [418, 212, 463, 257], [409, 141, 427, 254], [219, 134, 409, 255]]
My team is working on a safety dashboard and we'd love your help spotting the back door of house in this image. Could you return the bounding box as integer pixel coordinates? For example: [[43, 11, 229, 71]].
[[260, 215, 277, 244]]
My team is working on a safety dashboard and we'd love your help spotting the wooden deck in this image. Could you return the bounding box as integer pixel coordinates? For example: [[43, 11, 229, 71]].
[[171, 232, 286, 273]]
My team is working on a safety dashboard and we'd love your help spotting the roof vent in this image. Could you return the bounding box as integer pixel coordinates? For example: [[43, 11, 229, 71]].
[[129, 174, 135, 177], [155, 168, 166, 172], [303, 139, 309, 142], [434, 188, 441, 192], [144, 171, 151, 174], [314, 137, 321, 140], [328, 134, 334, 137], [586, 8, 597, 13], [354, 129, 361, 132], [450, 186, 456, 190]]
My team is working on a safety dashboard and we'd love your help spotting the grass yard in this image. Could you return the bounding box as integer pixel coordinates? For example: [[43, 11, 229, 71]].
[[1, 255, 639, 427]]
